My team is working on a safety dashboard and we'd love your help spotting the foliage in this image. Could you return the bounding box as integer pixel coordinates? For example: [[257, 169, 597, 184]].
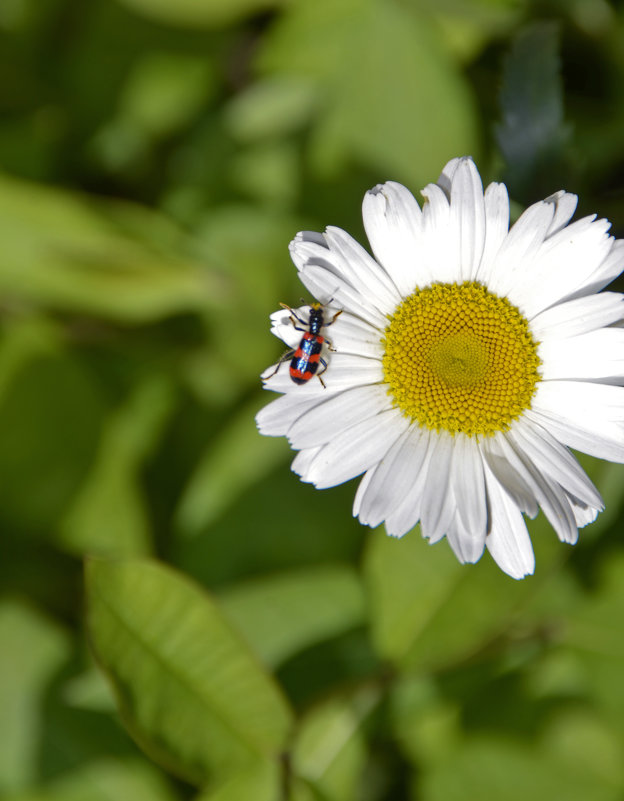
[[2, 0, 624, 799]]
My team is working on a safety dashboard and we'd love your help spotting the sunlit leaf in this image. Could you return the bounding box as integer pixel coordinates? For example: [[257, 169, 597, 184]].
[[218, 565, 366, 668], [224, 76, 319, 143], [541, 708, 624, 789], [0, 174, 221, 323], [193, 759, 280, 801], [85, 558, 293, 786], [257, 0, 479, 186], [3, 758, 179, 801], [292, 687, 378, 801], [421, 735, 620, 801], [0, 600, 71, 794]]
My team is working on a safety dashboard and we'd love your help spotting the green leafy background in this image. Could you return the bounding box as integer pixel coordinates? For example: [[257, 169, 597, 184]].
[[2, 1, 624, 799]]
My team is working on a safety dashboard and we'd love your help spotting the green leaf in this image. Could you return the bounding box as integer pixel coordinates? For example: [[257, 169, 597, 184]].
[[560, 551, 624, 737], [292, 687, 378, 801], [3, 757, 179, 801], [175, 396, 291, 537], [258, 0, 479, 186], [0, 352, 108, 530], [112, 0, 285, 29], [0, 173, 219, 323], [0, 316, 61, 404], [541, 708, 624, 789], [390, 674, 461, 768], [60, 376, 175, 557], [363, 519, 564, 670], [193, 759, 280, 801], [229, 142, 300, 206], [421, 735, 621, 801], [0, 600, 71, 794], [224, 76, 319, 143], [218, 565, 366, 668], [85, 558, 293, 786], [120, 53, 215, 138]]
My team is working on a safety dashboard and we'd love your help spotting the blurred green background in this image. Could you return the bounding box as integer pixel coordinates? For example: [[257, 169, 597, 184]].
[[2, 0, 624, 799]]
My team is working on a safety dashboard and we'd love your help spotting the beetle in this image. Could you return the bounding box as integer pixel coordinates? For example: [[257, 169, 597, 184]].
[[267, 301, 342, 388]]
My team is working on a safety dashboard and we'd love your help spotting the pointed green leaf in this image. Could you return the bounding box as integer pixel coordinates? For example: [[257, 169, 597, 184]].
[[292, 687, 378, 801], [85, 558, 293, 786], [218, 565, 366, 668], [175, 397, 290, 537], [60, 376, 175, 557], [0, 601, 71, 793]]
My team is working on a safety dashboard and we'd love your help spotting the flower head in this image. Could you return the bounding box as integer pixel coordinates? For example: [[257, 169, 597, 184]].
[[256, 157, 624, 578]]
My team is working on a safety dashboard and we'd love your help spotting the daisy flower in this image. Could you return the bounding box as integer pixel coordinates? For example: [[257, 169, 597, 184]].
[[256, 157, 624, 578]]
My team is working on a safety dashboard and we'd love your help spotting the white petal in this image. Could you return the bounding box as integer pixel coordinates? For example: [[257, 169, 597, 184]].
[[303, 408, 410, 489], [290, 228, 399, 317], [421, 183, 458, 283], [256, 391, 323, 437], [436, 156, 464, 195], [262, 351, 382, 394], [531, 381, 624, 462], [475, 182, 510, 285], [328, 312, 385, 359], [481, 434, 539, 518], [486, 200, 556, 300], [484, 430, 578, 544], [298, 262, 389, 328], [419, 431, 457, 543], [582, 238, 624, 295], [354, 423, 429, 528], [450, 434, 487, 537], [484, 465, 535, 579], [448, 157, 486, 282], [509, 216, 614, 318], [291, 446, 322, 476], [362, 181, 425, 295], [445, 509, 486, 564], [539, 328, 624, 383], [269, 305, 384, 359], [543, 190, 578, 236], [323, 227, 401, 310], [509, 416, 603, 510], [530, 292, 624, 339], [384, 428, 435, 537], [568, 496, 599, 528], [287, 384, 390, 449]]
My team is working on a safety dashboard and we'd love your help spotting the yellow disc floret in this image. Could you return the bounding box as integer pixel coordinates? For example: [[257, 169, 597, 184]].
[[382, 281, 541, 436]]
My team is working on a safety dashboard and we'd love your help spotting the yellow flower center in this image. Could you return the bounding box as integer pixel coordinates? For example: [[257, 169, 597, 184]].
[[382, 281, 541, 436]]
